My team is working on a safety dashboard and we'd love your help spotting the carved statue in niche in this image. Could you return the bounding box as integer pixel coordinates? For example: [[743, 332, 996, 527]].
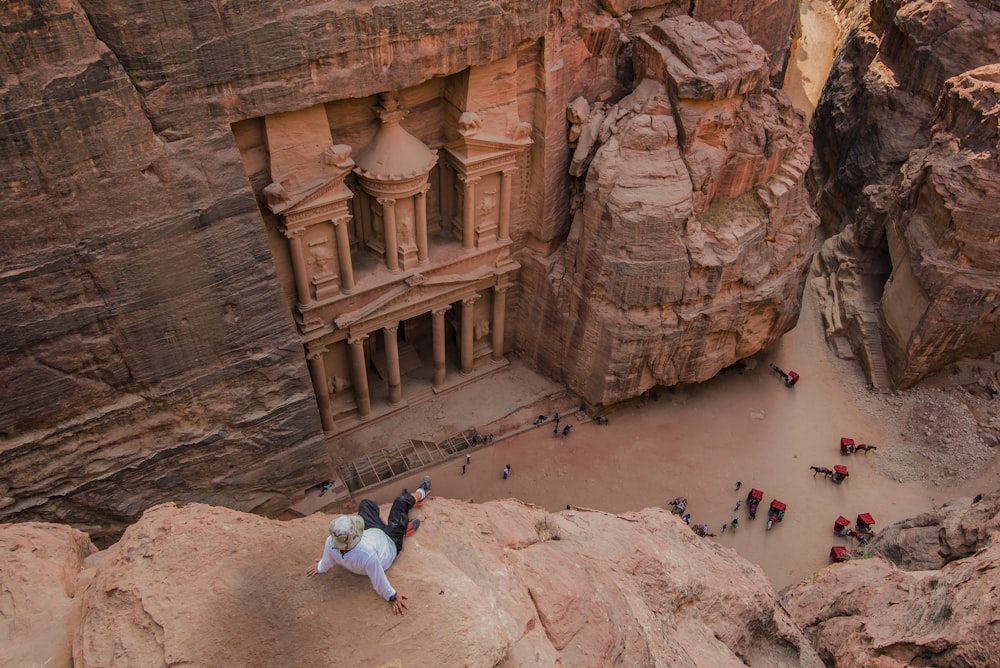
[[474, 318, 491, 341], [479, 190, 497, 224], [399, 210, 414, 246], [308, 240, 335, 274], [327, 374, 348, 396]]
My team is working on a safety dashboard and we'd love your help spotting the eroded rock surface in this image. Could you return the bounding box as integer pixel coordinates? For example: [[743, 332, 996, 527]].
[[868, 489, 1000, 570], [537, 18, 818, 403], [2, 500, 822, 668], [810, 0, 1000, 389], [784, 543, 1000, 667]]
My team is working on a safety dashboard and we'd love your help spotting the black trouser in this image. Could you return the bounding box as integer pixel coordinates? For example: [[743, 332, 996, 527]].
[[358, 491, 415, 554]]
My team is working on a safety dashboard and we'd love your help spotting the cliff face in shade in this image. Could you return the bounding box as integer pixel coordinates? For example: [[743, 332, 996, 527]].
[[0, 1, 805, 536], [808, 0, 1000, 389]]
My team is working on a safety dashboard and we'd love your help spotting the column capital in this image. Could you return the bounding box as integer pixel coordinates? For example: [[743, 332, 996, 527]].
[[432, 305, 452, 316], [458, 174, 482, 186], [283, 227, 305, 239], [462, 294, 481, 307], [348, 333, 369, 346], [493, 284, 510, 295], [377, 197, 397, 207], [383, 322, 399, 334], [305, 343, 329, 360], [331, 214, 352, 226], [501, 166, 518, 176]]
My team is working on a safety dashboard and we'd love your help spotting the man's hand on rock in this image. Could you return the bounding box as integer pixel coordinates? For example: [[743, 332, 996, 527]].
[[305, 565, 319, 577], [390, 593, 408, 615]]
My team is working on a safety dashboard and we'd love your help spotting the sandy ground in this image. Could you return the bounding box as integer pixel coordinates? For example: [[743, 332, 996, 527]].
[[315, 1, 1000, 591], [358, 283, 1000, 591]]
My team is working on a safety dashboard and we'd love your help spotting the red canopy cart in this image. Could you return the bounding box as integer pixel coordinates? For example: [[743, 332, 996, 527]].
[[830, 545, 850, 562]]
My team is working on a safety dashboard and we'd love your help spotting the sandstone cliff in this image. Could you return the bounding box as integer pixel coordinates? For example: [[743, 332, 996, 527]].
[[0, 1, 806, 538], [809, 0, 1000, 389], [1, 499, 823, 667], [521, 17, 818, 403]]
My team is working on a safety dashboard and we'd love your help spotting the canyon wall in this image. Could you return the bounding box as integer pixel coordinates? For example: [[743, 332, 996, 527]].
[[1, 0, 803, 536], [809, 0, 1000, 389]]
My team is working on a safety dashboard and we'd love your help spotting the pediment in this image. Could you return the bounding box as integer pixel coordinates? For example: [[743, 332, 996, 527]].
[[445, 133, 532, 167], [334, 266, 498, 330], [266, 166, 354, 216]]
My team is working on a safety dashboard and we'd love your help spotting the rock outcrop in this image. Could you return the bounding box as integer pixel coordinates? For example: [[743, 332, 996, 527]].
[[809, 0, 1000, 389], [1, 499, 823, 668], [784, 543, 1000, 667], [526, 18, 817, 403], [868, 489, 1000, 570], [783, 487, 1000, 666]]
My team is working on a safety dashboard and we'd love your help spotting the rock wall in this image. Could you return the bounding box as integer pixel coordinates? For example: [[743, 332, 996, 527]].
[[0, 499, 823, 668], [520, 17, 817, 403], [0, 0, 553, 540], [1, 1, 806, 535], [809, 0, 1000, 388]]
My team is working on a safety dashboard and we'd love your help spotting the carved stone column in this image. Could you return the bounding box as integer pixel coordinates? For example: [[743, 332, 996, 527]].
[[491, 285, 508, 363], [306, 344, 336, 432], [348, 334, 372, 420], [498, 168, 514, 242], [432, 306, 450, 388], [460, 295, 479, 376], [333, 216, 356, 293], [415, 185, 430, 264], [379, 198, 399, 272], [461, 176, 480, 251], [284, 228, 312, 306], [383, 323, 403, 406]]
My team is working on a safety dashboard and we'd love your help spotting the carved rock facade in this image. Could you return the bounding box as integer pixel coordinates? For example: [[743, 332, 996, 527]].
[[1, 1, 804, 534]]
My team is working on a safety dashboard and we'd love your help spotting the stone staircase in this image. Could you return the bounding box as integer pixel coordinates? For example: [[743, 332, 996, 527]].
[[858, 308, 892, 394]]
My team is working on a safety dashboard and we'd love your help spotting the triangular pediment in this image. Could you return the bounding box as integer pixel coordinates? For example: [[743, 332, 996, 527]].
[[266, 165, 354, 216], [334, 266, 500, 330], [284, 172, 353, 215], [445, 133, 531, 165]]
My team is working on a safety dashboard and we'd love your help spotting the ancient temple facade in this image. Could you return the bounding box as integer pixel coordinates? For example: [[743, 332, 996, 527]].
[[243, 67, 532, 435]]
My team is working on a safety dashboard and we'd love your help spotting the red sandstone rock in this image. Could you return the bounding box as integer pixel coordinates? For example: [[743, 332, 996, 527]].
[[784, 543, 1000, 667], [0, 522, 95, 667], [2, 500, 822, 667], [810, 0, 1000, 389], [546, 18, 817, 403]]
